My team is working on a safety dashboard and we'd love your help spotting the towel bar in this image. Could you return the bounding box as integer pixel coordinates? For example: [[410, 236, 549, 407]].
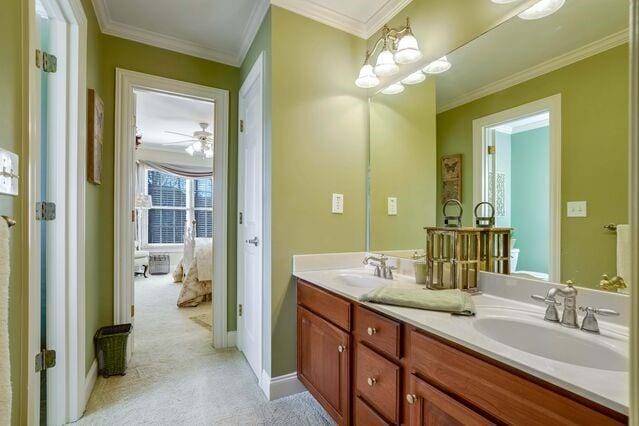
[[1, 215, 16, 227]]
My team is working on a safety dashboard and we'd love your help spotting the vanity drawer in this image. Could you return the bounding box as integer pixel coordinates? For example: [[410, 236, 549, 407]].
[[297, 280, 351, 330], [355, 396, 390, 426], [354, 305, 401, 358], [356, 343, 400, 424], [409, 330, 625, 425]]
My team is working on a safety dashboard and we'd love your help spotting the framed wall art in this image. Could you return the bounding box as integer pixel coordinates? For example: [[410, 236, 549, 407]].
[[441, 154, 462, 203]]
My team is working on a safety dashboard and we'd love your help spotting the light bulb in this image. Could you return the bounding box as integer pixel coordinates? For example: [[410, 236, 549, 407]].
[[185, 145, 195, 156], [401, 70, 426, 85], [193, 140, 203, 151], [518, 0, 565, 20], [374, 49, 399, 77], [394, 34, 422, 65], [355, 64, 380, 88], [423, 56, 451, 74], [381, 82, 405, 95]]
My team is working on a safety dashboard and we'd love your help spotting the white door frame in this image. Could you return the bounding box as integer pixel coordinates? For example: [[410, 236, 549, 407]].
[[237, 52, 265, 385], [27, 0, 87, 423], [114, 69, 229, 348], [472, 94, 561, 282]]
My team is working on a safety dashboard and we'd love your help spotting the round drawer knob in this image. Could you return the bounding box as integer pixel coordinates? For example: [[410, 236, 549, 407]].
[[367, 327, 377, 336], [406, 394, 417, 404], [367, 377, 377, 386], [337, 345, 346, 353]]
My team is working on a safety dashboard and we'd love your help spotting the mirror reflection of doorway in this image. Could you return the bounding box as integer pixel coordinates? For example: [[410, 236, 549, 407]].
[[473, 95, 561, 282]]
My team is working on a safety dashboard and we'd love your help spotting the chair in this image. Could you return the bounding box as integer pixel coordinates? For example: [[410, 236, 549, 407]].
[[134, 241, 149, 277]]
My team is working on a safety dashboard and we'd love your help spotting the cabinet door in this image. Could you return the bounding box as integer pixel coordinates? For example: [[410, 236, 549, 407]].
[[298, 306, 350, 424], [407, 375, 494, 426]]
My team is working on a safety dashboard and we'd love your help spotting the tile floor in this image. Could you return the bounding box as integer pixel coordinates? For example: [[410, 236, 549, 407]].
[[76, 274, 333, 425]]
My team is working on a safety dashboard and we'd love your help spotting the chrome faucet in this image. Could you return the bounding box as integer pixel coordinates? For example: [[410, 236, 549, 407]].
[[579, 306, 620, 333], [362, 255, 395, 280], [532, 280, 579, 328]]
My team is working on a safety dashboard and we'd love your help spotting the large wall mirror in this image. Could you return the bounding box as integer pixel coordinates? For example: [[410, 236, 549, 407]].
[[368, 0, 630, 291]]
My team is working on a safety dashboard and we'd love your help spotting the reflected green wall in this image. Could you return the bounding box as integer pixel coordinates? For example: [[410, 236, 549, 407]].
[[369, 79, 437, 251], [0, 1, 24, 423], [270, 6, 369, 376], [511, 127, 550, 273], [437, 44, 629, 287]]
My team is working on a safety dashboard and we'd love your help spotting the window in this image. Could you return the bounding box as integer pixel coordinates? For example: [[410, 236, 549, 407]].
[[145, 169, 213, 245]]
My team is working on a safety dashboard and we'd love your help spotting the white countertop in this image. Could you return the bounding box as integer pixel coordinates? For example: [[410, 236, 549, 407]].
[[293, 265, 629, 414]]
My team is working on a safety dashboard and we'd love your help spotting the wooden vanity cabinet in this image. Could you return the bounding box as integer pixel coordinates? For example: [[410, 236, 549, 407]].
[[296, 279, 628, 426]]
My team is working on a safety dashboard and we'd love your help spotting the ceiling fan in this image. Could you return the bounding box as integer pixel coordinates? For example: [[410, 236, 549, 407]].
[[159, 122, 214, 157]]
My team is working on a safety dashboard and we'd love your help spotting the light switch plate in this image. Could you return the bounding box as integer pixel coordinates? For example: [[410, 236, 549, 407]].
[[332, 193, 344, 214], [567, 201, 587, 217], [0, 148, 19, 196], [387, 197, 397, 215]]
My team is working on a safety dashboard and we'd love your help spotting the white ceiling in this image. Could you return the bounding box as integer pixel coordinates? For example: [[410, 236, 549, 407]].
[[93, 0, 410, 66], [492, 112, 549, 135], [135, 89, 215, 153]]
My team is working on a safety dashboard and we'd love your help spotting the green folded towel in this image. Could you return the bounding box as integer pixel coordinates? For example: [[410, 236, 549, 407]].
[[359, 287, 475, 316]]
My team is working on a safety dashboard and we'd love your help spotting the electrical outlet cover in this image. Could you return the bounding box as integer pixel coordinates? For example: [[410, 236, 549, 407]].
[[387, 197, 397, 215], [567, 201, 587, 217]]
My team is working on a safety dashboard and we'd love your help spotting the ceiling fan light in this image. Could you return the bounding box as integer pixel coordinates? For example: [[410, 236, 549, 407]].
[[518, 0, 565, 20], [374, 49, 399, 77], [193, 140, 203, 151], [185, 145, 195, 156], [423, 56, 451, 74], [205, 149, 213, 159], [355, 64, 380, 88], [381, 82, 405, 95], [394, 34, 422, 65], [401, 70, 426, 85]]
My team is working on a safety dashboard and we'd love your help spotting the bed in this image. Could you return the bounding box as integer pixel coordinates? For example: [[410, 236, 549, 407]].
[[173, 220, 212, 307]]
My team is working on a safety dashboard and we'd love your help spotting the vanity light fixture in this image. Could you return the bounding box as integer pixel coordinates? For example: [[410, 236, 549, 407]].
[[423, 56, 452, 74], [381, 82, 405, 95], [401, 70, 426, 85], [355, 18, 422, 88], [518, 0, 565, 20]]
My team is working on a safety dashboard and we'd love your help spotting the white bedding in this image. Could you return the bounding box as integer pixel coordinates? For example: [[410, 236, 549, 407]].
[[194, 238, 212, 281], [173, 226, 213, 307]]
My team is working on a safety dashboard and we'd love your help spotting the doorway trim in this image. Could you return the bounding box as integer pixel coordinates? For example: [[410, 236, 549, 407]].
[[114, 69, 229, 350], [472, 94, 561, 282], [236, 52, 266, 386], [26, 0, 88, 423]]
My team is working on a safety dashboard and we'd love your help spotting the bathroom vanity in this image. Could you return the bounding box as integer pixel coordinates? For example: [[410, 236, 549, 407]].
[[294, 255, 629, 425]]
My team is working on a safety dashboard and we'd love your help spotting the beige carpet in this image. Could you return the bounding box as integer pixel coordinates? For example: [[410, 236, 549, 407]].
[[76, 274, 333, 425], [189, 312, 213, 331]]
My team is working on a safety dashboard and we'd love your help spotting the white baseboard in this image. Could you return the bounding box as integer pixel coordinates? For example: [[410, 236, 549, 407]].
[[260, 370, 307, 401], [227, 331, 237, 347], [83, 359, 98, 409]]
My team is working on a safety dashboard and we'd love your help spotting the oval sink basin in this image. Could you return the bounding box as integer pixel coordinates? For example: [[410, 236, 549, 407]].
[[336, 273, 386, 288], [474, 317, 627, 372]]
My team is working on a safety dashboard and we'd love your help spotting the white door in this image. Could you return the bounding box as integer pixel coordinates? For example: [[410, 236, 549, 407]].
[[237, 55, 263, 380]]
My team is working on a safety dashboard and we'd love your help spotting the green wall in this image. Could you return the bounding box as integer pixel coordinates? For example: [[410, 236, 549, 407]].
[[270, 6, 369, 376], [511, 126, 550, 273], [437, 44, 629, 287], [0, 1, 24, 423], [369, 78, 437, 251]]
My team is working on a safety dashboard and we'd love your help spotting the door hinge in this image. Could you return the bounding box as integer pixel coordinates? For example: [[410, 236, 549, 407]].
[[35, 202, 56, 221], [132, 210, 136, 222], [35, 349, 56, 373], [239, 212, 243, 225], [35, 49, 57, 73], [239, 304, 243, 317], [487, 145, 496, 155], [131, 305, 135, 317], [240, 120, 244, 133]]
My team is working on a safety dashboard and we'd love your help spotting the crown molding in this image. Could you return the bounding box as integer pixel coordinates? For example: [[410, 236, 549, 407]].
[[92, 0, 248, 66], [438, 29, 629, 113], [238, 0, 271, 65], [270, 0, 411, 39]]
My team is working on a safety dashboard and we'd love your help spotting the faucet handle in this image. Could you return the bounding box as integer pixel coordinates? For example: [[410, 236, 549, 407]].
[[531, 294, 561, 322], [579, 306, 620, 333], [531, 294, 561, 306]]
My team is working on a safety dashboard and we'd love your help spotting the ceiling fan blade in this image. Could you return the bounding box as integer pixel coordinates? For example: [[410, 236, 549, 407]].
[[164, 131, 194, 138]]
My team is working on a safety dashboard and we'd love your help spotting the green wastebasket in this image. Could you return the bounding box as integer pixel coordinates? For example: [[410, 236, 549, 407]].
[[94, 323, 132, 377]]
